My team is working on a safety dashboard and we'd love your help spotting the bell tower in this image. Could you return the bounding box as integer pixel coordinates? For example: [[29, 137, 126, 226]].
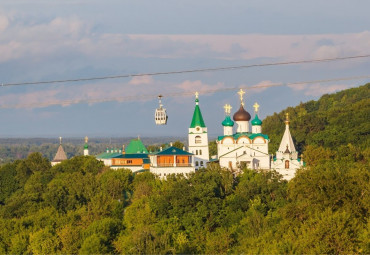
[[188, 92, 209, 169], [84, 136, 89, 156]]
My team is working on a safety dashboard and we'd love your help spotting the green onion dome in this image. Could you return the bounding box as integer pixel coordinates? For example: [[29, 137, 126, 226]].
[[251, 114, 262, 126], [222, 115, 234, 126], [84, 144, 88, 149]]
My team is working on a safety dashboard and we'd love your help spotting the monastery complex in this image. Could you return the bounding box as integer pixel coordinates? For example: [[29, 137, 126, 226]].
[[52, 90, 304, 180]]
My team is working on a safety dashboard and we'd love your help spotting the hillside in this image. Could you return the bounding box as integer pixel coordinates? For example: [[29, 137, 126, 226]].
[[263, 83, 370, 154]]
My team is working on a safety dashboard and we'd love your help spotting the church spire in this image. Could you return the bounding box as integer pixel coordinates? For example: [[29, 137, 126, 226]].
[[278, 112, 296, 153], [190, 91, 206, 128], [52, 136, 67, 166]]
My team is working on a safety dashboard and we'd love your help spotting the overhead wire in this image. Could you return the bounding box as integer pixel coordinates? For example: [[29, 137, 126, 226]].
[[1, 53, 370, 87], [1, 74, 369, 109]]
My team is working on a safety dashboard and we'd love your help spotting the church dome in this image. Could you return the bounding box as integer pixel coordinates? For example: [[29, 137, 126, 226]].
[[222, 115, 234, 127], [251, 114, 262, 126], [233, 105, 251, 121]]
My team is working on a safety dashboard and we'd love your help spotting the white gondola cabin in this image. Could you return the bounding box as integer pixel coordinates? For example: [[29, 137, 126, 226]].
[[155, 95, 168, 125]]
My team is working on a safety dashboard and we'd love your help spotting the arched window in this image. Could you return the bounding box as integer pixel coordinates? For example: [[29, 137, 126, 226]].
[[285, 160, 290, 169], [196, 161, 199, 166], [199, 150, 202, 155], [196, 150, 198, 155], [195, 136, 202, 144]]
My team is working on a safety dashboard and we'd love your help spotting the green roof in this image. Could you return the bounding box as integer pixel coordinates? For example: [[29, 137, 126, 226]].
[[190, 101, 206, 128], [96, 152, 122, 159], [126, 139, 149, 154], [251, 114, 262, 126], [222, 115, 234, 126], [113, 153, 149, 159], [155, 146, 193, 156], [84, 143, 88, 149], [217, 132, 269, 141]]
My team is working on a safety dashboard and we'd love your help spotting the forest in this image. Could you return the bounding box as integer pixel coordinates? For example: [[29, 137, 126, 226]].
[[0, 84, 369, 254]]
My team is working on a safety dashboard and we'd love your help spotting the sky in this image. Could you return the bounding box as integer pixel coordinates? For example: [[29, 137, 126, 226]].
[[0, 0, 369, 138]]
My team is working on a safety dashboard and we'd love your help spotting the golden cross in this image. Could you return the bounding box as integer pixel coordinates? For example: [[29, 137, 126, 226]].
[[195, 91, 199, 99], [253, 102, 260, 113], [237, 88, 245, 105], [223, 104, 232, 114], [285, 112, 290, 122], [85, 136, 88, 143]]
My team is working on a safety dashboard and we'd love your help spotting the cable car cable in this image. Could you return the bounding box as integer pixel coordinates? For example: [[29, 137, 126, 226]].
[[1, 74, 369, 109], [1, 53, 370, 87]]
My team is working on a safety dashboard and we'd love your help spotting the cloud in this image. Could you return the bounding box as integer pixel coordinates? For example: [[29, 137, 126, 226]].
[[2, 12, 370, 65], [0, 15, 9, 32], [288, 83, 355, 96], [0, 78, 229, 109], [176, 80, 226, 97], [128, 75, 153, 85], [247, 80, 282, 94]]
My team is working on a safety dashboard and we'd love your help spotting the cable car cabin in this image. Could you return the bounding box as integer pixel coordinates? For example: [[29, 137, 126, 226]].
[[155, 95, 168, 125], [155, 107, 168, 125]]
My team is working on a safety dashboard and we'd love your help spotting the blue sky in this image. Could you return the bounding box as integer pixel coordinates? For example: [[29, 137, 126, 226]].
[[0, 0, 369, 137]]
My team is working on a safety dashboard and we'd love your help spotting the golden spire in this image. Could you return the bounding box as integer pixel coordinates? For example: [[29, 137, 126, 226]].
[[59, 136, 62, 145], [253, 102, 260, 113], [85, 136, 88, 143], [285, 112, 290, 125], [237, 88, 245, 106], [224, 104, 232, 115], [195, 91, 199, 99]]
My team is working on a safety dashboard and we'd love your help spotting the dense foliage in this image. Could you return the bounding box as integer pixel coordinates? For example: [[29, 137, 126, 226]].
[[0, 145, 368, 254], [263, 83, 370, 153], [0, 84, 369, 253]]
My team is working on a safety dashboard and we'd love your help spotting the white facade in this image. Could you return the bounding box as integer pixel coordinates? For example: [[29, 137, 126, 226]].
[[217, 135, 271, 171], [235, 120, 249, 133], [188, 126, 209, 169], [271, 114, 303, 180], [150, 166, 195, 179], [111, 165, 145, 172], [188, 94, 209, 170]]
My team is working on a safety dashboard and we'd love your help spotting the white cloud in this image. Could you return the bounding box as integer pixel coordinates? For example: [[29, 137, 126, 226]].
[[0, 15, 9, 32], [1, 12, 369, 65], [288, 83, 355, 96], [246, 80, 282, 94], [128, 75, 153, 85], [176, 80, 226, 97], [0, 78, 228, 109]]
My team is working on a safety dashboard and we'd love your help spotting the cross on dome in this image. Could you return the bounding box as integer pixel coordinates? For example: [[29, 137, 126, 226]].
[[253, 102, 260, 113], [285, 112, 290, 125], [223, 104, 232, 114], [195, 91, 199, 99], [85, 136, 88, 143], [237, 89, 245, 106]]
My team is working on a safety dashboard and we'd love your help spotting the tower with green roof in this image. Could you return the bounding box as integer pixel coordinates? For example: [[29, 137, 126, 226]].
[[251, 102, 262, 134], [188, 92, 209, 169], [222, 104, 234, 136], [84, 136, 89, 156]]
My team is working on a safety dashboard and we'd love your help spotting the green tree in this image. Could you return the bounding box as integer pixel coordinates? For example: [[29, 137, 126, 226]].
[[29, 228, 60, 254]]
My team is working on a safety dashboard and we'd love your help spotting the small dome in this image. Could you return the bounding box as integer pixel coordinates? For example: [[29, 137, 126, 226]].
[[233, 105, 251, 121], [251, 114, 262, 126], [222, 115, 234, 127]]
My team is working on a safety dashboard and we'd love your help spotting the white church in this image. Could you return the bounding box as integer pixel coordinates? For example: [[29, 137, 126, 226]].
[[51, 90, 303, 180], [215, 89, 304, 180]]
